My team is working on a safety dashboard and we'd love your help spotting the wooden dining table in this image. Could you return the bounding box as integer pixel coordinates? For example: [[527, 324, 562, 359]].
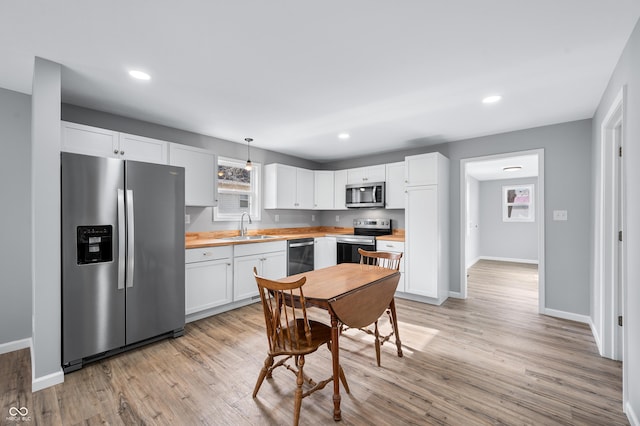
[[280, 263, 401, 421]]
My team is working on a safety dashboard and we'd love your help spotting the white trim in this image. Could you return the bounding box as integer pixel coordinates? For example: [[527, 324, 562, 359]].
[[589, 317, 604, 356], [626, 401, 639, 426], [448, 291, 463, 299], [32, 368, 64, 392], [477, 256, 538, 265], [0, 338, 32, 355], [460, 149, 545, 311], [543, 308, 590, 325]]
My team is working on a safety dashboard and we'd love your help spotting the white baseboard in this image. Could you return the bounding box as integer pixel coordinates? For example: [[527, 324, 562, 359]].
[[466, 257, 481, 268], [627, 401, 639, 426], [478, 256, 539, 265], [543, 308, 590, 324], [589, 317, 604, 356], [0, 338, 31, 355], [32, 368, 64, 392], [448, 291, 464, 299]]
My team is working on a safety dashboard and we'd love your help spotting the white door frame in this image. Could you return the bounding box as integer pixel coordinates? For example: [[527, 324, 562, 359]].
[[595, 87, 626, 375], [459, 149, 546, 314]]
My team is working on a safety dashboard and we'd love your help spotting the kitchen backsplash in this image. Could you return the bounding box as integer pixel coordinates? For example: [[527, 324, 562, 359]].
[[185, 206, 405, 233]]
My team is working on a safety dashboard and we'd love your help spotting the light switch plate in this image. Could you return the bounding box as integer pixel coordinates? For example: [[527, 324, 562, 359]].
[[185, 214, 190, 224], [275, 214, 280, 222], [553, 210, 568, 221]]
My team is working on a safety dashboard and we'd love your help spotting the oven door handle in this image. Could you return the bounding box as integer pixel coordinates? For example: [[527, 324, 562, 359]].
[[289, 241, 315, 248], [337, 238, 374, 244]]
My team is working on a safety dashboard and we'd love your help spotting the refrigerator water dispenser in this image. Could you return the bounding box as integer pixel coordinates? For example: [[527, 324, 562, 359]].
[[77, 225, 113, 264]]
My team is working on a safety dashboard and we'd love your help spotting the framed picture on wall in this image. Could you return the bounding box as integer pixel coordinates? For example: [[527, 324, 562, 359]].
[[503, 184, 534, 222]]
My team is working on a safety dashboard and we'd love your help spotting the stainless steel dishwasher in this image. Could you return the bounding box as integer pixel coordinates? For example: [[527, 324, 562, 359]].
[[287, 238, 315, 276]]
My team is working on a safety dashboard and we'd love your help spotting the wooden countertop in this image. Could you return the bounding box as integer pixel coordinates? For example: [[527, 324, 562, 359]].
[[376, 234, 405, 243], [186, 226, 405, 249], [185, 226, 355, 249]]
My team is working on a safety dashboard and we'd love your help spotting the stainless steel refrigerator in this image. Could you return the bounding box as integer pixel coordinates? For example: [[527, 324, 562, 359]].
[[61, 152, 185, 373]]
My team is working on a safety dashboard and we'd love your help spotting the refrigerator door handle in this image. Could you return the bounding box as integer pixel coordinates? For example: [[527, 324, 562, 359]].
[[117, 189, 126, 290], [126, 189, 135, 288]]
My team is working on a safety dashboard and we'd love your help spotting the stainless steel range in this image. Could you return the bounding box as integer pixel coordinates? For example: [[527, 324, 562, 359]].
[[336, 218, 392, 263]]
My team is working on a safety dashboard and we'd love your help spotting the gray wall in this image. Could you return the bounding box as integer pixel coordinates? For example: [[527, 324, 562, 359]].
[[592, 18, 640, 420], [0, 88, 32, 346], [329, 119, 593, 316], [478, 177, 538, 262], [62, 104, 326, 233]]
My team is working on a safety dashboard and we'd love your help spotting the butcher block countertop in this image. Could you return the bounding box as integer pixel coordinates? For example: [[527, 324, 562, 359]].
[[376, 233, 405, 243], [186, 226, 355, 249]]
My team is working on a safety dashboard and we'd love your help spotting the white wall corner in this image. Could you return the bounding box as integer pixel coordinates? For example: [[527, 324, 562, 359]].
[[543, 308, 591, 324], [0, 338, 32, 355]]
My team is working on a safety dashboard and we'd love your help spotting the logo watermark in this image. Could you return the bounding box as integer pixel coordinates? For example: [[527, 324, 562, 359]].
[[6, 407, 31, 422]]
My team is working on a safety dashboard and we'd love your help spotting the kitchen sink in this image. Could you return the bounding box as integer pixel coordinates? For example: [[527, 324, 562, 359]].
[[222, 235, 277, 241]]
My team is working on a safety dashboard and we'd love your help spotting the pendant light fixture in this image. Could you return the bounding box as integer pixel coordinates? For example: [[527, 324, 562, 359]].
[[244, 138, 253, 171]]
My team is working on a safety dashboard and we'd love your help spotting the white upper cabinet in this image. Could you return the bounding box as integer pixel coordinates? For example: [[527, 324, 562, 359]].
[[264, 164, 315, 209], [405, 152, 439, 186], [60, 121, 168, 164], [333, 169, 348, 210], [118, 133, 168, 164], [61, 122, 119, 158], [169, 143, 218, 206], [346, 164, 386, 184], [385, 161, 405, 209], [314, 170, 334, 210]]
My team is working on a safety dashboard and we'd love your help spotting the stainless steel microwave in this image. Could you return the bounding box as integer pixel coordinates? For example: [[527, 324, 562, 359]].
[[345, 182, 385, 208]]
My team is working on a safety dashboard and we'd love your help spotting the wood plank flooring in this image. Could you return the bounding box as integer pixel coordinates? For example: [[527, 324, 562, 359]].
[[0, 260, 627, 425]]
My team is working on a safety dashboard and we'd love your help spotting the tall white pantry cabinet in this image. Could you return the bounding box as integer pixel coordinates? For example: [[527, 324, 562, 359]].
[[403, 152, 449, 305]]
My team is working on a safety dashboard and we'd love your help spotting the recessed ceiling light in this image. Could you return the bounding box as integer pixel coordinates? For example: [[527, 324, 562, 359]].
[[128, 70, 151, 81], [503, 166, 522, 172], [482, 95, 502, 104], [338, 133, 350, 140]]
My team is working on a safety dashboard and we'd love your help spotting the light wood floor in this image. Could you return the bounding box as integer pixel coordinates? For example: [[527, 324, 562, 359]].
[[1, 260, 627, 425]]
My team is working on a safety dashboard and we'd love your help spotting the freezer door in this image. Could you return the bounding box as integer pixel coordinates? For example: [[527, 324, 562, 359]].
[[61, 153, 126, 365], [125, 160, 185, 344]]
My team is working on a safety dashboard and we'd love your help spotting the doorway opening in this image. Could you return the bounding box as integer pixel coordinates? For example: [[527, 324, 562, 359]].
[[459, 149, 545, 313]]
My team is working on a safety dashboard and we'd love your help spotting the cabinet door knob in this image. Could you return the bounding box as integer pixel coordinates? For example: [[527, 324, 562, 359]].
[[120, 151, 125, 155], [114, 149, 119, 154]]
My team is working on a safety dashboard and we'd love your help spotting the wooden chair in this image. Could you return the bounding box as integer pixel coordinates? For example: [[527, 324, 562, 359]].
[[350, 248, 404, 366], [252, 267, 349, 426]]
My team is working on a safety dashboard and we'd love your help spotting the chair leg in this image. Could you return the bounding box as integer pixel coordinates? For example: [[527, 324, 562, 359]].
[[253, 355, 273, 398], [374, 321, 381, 367], [389, 299, 403, 358], [294, 355, 305, 426], [339, 365, 350, 394]]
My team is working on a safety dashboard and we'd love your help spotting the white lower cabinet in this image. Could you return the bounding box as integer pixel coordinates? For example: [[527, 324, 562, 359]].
[[377, 240, 405, 292], [314, 237, 337, 269], [233, 241, 287, 301], [185, 246, 233, 315]]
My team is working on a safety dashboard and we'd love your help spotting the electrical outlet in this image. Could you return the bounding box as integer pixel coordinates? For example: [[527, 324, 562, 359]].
[[311, 214, 315, 222], [185, 214, 190, 224], [553, 210, 568, 221], [335, 215, 340, 222], [275, 214, 279, 222]]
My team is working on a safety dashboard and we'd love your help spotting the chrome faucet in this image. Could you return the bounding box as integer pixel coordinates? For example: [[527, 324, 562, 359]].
[[240, 212, 252, 236]]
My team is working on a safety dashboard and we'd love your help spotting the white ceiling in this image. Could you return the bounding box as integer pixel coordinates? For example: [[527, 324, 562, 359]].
[[466, 154, 538, 181], [1, 2, 639, 163]]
